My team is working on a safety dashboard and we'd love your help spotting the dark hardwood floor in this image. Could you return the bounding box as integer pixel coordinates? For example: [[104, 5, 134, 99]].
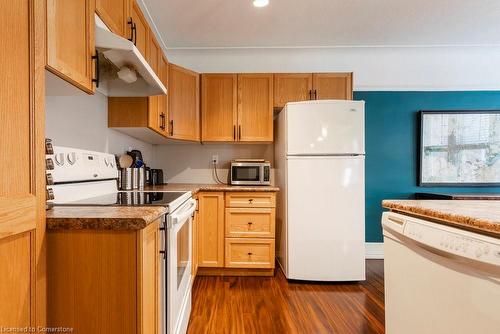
[[187, 260, 385, 334]]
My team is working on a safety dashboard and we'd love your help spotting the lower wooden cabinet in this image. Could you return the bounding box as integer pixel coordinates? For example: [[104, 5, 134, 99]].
[[195, 191, 277, 274], [47, 219, 162, 334], [197, 192, 225, 267], [191, 197, 199, 276], [225, 238, 275, 269]]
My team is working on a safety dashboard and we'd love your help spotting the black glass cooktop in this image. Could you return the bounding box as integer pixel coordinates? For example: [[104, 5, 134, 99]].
[[54, 191, 187, 207]]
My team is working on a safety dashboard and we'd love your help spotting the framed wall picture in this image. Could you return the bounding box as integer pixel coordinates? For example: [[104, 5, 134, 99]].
[[419, 110, 500, 186]]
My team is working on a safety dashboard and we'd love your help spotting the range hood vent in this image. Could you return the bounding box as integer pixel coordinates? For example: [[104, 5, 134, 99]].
[[94, 25, 167, 97]]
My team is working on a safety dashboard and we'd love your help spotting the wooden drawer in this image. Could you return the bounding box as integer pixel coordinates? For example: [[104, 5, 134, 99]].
[[225, 238, 275, 269], [225, 192, 276, 208], [225, 208, 275, 238]]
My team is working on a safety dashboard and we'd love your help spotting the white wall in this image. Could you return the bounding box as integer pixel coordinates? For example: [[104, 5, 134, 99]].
[[164, 46, 500, 91], [45, 82, 154, 163], [154, 144, 273, 183]]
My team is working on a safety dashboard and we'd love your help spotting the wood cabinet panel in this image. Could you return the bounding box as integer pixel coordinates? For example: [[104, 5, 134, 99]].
[[157, 55, 169, 136], [48, 220, 161, 334], [0, 232, 33, 327], [198, 192, 225, 267], [273, 73, 313, 108], [96, 0, 128, 37], [312, 73, 353, 100], [146, 33, 161, 133], [1, 0, 44, 328], [169, 64, 200, 141], [130, 0, 149, 57], [47, 0, 95, 93], [225, 208, 275, 238], [138, 220, 160, 334], [201, 74, 238, 142], [237, 74, 274, 142], [225, 192, 276, 208], [225, 238, 275, 269], [192, 200, 199, 276]]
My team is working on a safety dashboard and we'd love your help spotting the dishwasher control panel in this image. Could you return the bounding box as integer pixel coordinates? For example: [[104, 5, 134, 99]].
[[383, 212, 500, 266]]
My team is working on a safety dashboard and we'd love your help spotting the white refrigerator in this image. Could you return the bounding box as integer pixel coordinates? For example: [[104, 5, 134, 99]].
[[275, 100, 366, 281]]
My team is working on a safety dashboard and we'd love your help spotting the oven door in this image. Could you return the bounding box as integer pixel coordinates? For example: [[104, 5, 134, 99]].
[[231, 164, 262, 185], [166, 198, 196, 334]]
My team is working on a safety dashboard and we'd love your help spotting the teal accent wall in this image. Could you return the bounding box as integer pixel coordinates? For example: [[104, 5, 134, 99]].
[[353, 91, 500, 242]]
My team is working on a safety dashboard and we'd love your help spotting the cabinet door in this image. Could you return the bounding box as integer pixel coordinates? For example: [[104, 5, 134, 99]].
[[95, 0, 128, 37], [146, 33, 161, 133], [47, 0, 95, 93], [157, 55, 169, 136], [168, 64, 200, 141], [201, 74, 238, 142], [1, 0, 43, 327], [273, 73, 313, 109], [312, 73, 353, 100], [130, 0, 149, 57], [138, 219, 160, 334], [198, 192, 225, 268], [237, 74, 274, 142]]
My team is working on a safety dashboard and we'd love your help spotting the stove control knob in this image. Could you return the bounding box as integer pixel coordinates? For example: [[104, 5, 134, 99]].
[[67, 152, 76, 165], [46, 158, 55, 170], [46, 188, 55, 201], [46, 173, 54, 186], [45, 139, 54, 155], [104, 158, 109, 167]]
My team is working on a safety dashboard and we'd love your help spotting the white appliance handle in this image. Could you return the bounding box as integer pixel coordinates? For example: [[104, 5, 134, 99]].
[[170, 198, 196, 226]]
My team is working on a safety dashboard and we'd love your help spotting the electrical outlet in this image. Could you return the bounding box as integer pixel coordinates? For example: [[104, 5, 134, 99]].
[[212, 155, 219, 164]]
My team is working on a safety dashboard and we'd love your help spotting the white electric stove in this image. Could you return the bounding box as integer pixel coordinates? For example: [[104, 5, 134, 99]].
[[46, 145, 193, 334]]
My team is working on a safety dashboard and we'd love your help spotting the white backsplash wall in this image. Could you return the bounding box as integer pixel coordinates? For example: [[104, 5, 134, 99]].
[[45, 91, 154, 163], [153, 143, 274, 184]]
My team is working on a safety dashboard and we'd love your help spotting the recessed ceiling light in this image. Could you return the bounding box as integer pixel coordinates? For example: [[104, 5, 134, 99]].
[[253, 0, 269, 8]]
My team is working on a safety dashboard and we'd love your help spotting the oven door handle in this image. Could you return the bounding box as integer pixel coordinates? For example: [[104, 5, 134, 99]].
[[170, 199, 196, 226]]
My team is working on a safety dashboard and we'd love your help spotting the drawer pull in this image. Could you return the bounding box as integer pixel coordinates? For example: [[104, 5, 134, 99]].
[[248, 199, 253, 204], [247, 222, 253, 225], [388, 216, 405, 225], [247, 252, 253, 256]]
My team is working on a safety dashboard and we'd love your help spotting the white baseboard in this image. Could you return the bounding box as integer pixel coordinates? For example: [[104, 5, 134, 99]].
[[365, 242, 384, 259]]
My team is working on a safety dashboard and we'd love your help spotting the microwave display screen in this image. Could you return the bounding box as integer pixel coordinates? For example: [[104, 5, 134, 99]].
[[232, 166, 260, 181]]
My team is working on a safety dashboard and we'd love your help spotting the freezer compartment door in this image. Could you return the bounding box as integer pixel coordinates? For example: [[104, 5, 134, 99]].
[[286, 100, 365, 155], [286, 156, 365, 281]]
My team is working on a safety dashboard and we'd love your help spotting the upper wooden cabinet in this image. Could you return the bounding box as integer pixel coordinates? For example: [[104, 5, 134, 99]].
[[274, 73, 313, 109], [95, 0, 129, 37], [157, 55, 169, 137], [201, 73, 273, 143], [129, 0, 149, 57], [46, 0, 96, 94], [273, 72, 353, 108], [237, 74, 274, 142], [168, 64, 200, 141], [312, 73, 353, 100], [201, 74, 238, 142]]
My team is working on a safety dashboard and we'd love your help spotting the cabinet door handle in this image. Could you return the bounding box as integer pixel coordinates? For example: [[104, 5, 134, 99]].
[[159, 113, 165, 130], [313, 89, 317, 100], [309, 89, 312, 100], [133, 23, 137, 45], [233, 125, 236, 140], [170, 120, 174, 136], [238, 125, 241, 140], [91, 50, 99, 88], [127, 18, 134, 42], [159, 250, 166, 259], [247, 252, 253, 256]]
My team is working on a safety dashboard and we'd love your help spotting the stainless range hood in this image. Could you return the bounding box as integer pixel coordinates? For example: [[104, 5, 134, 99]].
[[94, 17, 166, 97]]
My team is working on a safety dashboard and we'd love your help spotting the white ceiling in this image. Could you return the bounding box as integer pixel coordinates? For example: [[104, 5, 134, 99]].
[[142, 0, 500, 49]]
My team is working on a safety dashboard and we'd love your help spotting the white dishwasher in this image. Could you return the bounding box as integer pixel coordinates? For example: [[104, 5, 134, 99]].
[[382, 212, 500, 334]]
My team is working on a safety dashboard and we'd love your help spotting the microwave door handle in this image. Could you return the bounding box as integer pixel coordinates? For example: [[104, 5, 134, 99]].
[[171, 199, 196, 225]]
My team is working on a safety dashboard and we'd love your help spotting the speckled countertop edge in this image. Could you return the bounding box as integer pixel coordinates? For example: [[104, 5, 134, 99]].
[[382, 200, 500, 237]]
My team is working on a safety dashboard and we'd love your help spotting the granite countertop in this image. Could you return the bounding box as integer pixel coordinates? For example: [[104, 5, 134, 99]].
[[47, 183, 278, 231], [145, 183, 280, 194], [382, 200, 500, 237], [46, 206, 167, 231]]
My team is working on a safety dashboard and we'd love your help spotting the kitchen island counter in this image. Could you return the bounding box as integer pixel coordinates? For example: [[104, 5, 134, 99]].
[[382, 200, 500, 238]]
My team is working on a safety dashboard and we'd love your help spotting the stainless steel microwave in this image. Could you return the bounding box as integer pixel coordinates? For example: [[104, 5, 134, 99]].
[[230, 160, 271, 185]]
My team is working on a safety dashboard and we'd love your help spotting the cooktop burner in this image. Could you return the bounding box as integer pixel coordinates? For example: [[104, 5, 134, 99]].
[[54, 191, 187, 207]]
